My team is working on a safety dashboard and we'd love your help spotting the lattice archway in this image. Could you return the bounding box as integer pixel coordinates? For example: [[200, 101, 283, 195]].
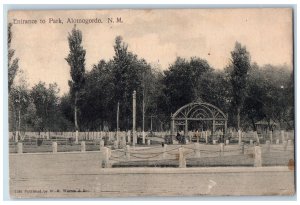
[[171, 102, 228, 137]]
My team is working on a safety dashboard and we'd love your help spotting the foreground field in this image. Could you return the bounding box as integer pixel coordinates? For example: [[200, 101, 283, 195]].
[[9, 148, 295, 198]]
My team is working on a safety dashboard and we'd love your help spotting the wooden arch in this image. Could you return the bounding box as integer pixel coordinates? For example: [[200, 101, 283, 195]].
[[171, 102, 228, 137]]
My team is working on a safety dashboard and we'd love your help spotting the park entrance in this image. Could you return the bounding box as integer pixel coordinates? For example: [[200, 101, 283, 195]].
[[171, 102, 228, 138]]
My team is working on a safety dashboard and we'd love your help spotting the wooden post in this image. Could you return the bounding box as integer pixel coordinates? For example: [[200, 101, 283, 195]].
[[142, 80, 145, 145], [283, 140, 287, 151], [127, 131, 131, 143], [254, 145, 262, 167], [220, 143, 224, 156], [185, 119, 188, 140], [250, 139, 253, 145], [103, 147, 111, 168], [212, 120, 216, 139], [15, 131, 19, 142], [17, 142, 23, 154], [238, 130, 242, 145], [287, 139, 292, 146], [225, 139, 229, 145], [132, 91, 137, 145], [126, 145, 130, 160], [194, 143, 200, 158], [99, 140, 104, 150], [240, 142, 244, 154], [147, 139, 151, 145], [116, 102, 119, 143], [179, 147, 186, 168], [163, 144, 167, 159], [255, 131, 260, 144], [171, 118, 175, 136], [205, 131, 208, 144], [269, 130, 273, 144], [266, 140, 270, 152], [81, 141, 86, 152], [281, 130, 285, 143], [52, 142, 57, 153], [75, 130, 79, 144], [114, 140, 118, 149]]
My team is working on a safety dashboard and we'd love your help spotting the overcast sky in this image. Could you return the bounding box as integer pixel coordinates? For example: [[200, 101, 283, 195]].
[[9, 8, 293, 95]]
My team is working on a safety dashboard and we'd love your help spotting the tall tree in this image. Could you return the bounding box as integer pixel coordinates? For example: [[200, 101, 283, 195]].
[[65, 25, 86, 133], [8, 23, 20, 140], [229, 42, 251, 130], [112, 36, 143, 130], [8, 23, 19, 93]]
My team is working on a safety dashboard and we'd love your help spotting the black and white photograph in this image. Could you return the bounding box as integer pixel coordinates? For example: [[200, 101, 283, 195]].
[[7, 8, 295, 198]]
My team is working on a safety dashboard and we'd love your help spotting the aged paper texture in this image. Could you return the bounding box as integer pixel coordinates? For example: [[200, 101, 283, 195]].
[[8, 8, 294, 198]]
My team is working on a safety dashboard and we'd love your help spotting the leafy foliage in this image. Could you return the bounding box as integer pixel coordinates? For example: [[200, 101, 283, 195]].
[[7, 26, 294, 132], [65, 25, 86, 131]]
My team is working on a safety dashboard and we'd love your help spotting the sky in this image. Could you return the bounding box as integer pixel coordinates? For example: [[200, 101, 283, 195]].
[[8, 8, 293, 95]]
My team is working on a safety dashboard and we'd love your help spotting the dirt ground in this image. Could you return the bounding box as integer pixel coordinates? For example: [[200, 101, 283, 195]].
[[9, 145, 295, 198]]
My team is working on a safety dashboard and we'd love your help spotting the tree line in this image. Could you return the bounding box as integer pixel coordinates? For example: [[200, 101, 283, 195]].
[[8, 25, 294, 134]]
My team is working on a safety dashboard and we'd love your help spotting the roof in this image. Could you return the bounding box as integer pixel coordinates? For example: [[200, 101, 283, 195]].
[[255, 119, 278, 125]]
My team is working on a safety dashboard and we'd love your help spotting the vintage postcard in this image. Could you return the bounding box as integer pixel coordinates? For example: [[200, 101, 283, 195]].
[[7, 8, 295, 198]]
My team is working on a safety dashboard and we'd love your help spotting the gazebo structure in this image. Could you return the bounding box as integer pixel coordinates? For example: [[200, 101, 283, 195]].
[[255, 119, 278, 134], [171, 102, 228, 138]]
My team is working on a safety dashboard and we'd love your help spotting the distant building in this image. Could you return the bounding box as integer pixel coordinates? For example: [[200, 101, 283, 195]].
[[255, 119, 278, 134]]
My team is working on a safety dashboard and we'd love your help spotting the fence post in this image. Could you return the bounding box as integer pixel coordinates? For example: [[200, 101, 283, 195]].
[[179, 147, 186, 168], [147, 139, 151, 145], [15, 131, 19, 142], [103, 147, 111, 168], [283, 140, 287, 151], [81, 141, 86, 152], [255, 131, 260, 144], [132, 134, 136, 146], [99, 140, 104, 150], [226, 139, 229, 145], [17, 142, 23, 154], [281, 130, 285, 143], [240, 142, 245, 154], [266, 140, 270, 152], [162, 144, 168, 159], [213, 140, 217, 145], [114, 140, 118, 149], [276, 139, 280, 144], [269, 131, 273, 144], [238, 130, 242, 145], [126, 145, 130, 160], [128, 131, 131, 143], [287, 139, 292, 146], [52, 142, 57, 153], [250, 139, 253, 145], [254, 145, 262, 167], [220, 143, 224, 156], [194, 143, 201, 158], [205, 131, 208, 144], [75, 130, 79, 144]]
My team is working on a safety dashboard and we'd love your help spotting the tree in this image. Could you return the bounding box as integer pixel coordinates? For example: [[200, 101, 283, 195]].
[[31, 82, 72, 131], [65, 25, 86, 134], [111, 36, 144, 130], [162, 57, 212, 117], [229, 42, 251, 130], [8, 23, 20, 141], [79, 60, 115, 130], [8, 23, 19, 93]]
